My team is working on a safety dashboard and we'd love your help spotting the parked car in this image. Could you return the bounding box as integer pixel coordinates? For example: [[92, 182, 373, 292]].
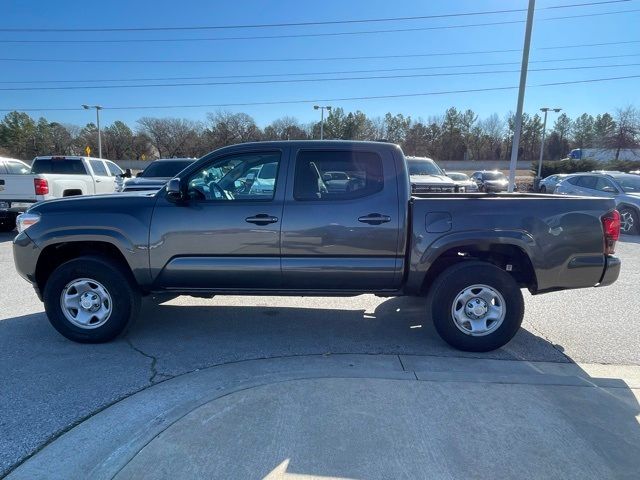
[[406, 156, 457, 193], [446, 172, 478, 192], [555, 171, 640, 234], [538, 174, 569, 193], [629, 170, 640, 175], [0, 157, 31, 231], [120, 158, 195, 192], [471, 170, 513, 192], [0, 156, 122, 231], [14, 141, 620, 352]]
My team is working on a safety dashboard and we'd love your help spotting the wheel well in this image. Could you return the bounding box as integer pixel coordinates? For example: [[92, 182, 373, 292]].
[[63, 189, 83, 197], [35, 241, 131, 292], [421, 244, 537, 294]]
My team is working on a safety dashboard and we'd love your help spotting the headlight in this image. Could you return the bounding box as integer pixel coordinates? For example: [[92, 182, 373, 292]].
[[16, 212, 40, 233]]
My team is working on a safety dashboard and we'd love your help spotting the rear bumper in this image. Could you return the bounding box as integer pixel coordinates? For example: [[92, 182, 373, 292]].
[[597, 255, 621, 287]]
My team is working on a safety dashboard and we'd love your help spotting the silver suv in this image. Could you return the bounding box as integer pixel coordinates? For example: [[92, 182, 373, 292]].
[[555, 171, 640, 234]]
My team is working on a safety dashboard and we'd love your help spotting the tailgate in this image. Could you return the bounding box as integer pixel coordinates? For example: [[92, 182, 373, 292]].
[[0, 174, 37, 202]]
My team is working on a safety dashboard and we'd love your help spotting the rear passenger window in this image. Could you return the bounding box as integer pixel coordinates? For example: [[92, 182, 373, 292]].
[[89, 160, 108, 176], [576, 176, 597, 189], [5, 161, 30, 174], [294, 150, 383, 201]]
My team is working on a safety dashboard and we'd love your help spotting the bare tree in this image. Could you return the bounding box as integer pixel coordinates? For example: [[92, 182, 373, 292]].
[[137, 117, 204, 158]]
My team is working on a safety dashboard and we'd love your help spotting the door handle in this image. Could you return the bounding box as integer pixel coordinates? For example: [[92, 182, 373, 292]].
[[245, 214, 279, 225], [358, 213, 391, 225], [95, 179, 102, 183]]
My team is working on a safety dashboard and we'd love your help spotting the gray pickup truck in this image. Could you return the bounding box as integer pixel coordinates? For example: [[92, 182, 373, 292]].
[[13, 141, 621, 351]]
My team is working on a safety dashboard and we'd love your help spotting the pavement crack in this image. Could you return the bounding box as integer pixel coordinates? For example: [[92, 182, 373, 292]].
[[126, 338, 160, 384]]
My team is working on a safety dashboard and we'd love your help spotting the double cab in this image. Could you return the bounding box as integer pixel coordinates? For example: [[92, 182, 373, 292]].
[[13, 141, 621, 351]]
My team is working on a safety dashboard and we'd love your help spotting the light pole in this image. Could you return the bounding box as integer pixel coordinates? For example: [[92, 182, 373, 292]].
[[537, 107, 562, 178], [82, 104, 103, 158], [314, 105, 332, 140], [507, 0, 536, 193]]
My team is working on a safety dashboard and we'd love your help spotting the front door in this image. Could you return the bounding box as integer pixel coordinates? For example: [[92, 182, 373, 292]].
[[280, 147, 402, 290], [149, 148, 287, 290]]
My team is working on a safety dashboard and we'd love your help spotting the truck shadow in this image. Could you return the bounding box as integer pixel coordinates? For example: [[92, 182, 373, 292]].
[[1, 298, 639, 477]]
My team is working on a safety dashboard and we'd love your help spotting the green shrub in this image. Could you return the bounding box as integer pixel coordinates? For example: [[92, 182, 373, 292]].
[[533, 159, 599, 177]]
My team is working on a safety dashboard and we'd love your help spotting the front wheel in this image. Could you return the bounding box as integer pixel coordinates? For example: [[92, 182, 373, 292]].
[[619, 207, 639, 235], [43, 255, 141, 343], [429, 261, 524, 352]]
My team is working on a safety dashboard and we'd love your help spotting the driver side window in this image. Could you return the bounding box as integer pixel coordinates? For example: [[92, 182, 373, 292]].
[[187, 152, 281, 201]]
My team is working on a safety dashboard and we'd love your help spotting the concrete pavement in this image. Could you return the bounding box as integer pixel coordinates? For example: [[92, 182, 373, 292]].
[[8, 354, 640, 480], [2, 233, 640, 477]]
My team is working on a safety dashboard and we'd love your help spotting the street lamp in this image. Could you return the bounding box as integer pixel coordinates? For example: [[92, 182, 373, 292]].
[[314, 105, 332, 140], [537, 107, 562, 179], [82, 104, 103, 158]]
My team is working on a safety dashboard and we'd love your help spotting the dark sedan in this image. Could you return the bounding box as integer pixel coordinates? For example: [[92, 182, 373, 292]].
[[120, 158, 196, 192]]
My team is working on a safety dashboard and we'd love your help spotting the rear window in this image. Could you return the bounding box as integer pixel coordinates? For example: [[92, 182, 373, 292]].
[[294, 150, 383, 201], [31, 158, 87, 175]]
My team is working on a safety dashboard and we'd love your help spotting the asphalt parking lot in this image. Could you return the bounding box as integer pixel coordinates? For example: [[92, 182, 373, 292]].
[[1, 231, 639, 477]]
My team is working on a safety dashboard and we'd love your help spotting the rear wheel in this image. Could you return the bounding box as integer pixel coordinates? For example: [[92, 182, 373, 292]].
[[43, 255, 141, 343], [429, 261, 524, 352], [619, 207, 639, 235]]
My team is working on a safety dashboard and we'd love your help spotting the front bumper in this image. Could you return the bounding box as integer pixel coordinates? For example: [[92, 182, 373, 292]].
[[13, 231, 39, 286], [597, 255, 621, 287]]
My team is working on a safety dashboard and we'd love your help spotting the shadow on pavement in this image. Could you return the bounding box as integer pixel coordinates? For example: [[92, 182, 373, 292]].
[[0, 230, 16, 244], [1, 296, 639, 478]]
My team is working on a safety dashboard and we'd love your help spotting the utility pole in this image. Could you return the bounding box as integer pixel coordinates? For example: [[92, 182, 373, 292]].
[[314, 105, 332, 140], [537, 107, 562, 178], [82, 104, 103, 158], [507, 0, 536, 193]]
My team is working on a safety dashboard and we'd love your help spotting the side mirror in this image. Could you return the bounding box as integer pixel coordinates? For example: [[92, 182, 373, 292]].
[[124, 168, 132, 178], [136, 171, 142, 178], [166, 178, 185, 202]]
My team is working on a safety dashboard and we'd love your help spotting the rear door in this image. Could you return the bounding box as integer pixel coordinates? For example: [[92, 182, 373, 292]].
[[88, 159, 115, 194], [149, 147, 287, 290], [280, 146, 402, 290]]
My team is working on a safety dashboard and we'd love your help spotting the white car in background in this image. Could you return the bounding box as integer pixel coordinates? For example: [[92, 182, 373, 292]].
[[446, 171, 478, 192], [248, 162, 278, 197], [0, 156, 123, 231], [555, 171, 640, 235]]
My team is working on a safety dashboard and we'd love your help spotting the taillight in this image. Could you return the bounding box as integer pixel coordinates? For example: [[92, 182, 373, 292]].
[[34, 178, 49, 195], [602, 209, 620, 255]]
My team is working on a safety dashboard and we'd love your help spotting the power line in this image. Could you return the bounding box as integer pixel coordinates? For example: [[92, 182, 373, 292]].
[[1, 74, 638, 113], [1, 61, 639, 91], [0, 1, 628, 33], [0, 8, 636, 43], [1, 53, 637, 85]]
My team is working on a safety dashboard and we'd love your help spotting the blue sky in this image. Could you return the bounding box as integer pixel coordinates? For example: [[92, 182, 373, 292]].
[[1, 0, 639, 128]]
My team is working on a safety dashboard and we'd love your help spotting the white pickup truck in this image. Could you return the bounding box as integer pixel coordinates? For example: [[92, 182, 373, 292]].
[[0, 156, 123, 231]]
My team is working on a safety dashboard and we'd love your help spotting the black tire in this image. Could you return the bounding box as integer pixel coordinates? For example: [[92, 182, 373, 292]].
[[43, 255, 141, 343], [429, 261, 524, 352], [619, 207, 639, 235], [0, 215, 16, 232]]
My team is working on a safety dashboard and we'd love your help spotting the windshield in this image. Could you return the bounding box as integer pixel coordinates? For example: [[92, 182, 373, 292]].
[[482, 172, 507, 181], [613, 175, 640, 193], [141, 160, 192, 178], [407, 158, 443, 176], [447, 173, 468, 181]]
